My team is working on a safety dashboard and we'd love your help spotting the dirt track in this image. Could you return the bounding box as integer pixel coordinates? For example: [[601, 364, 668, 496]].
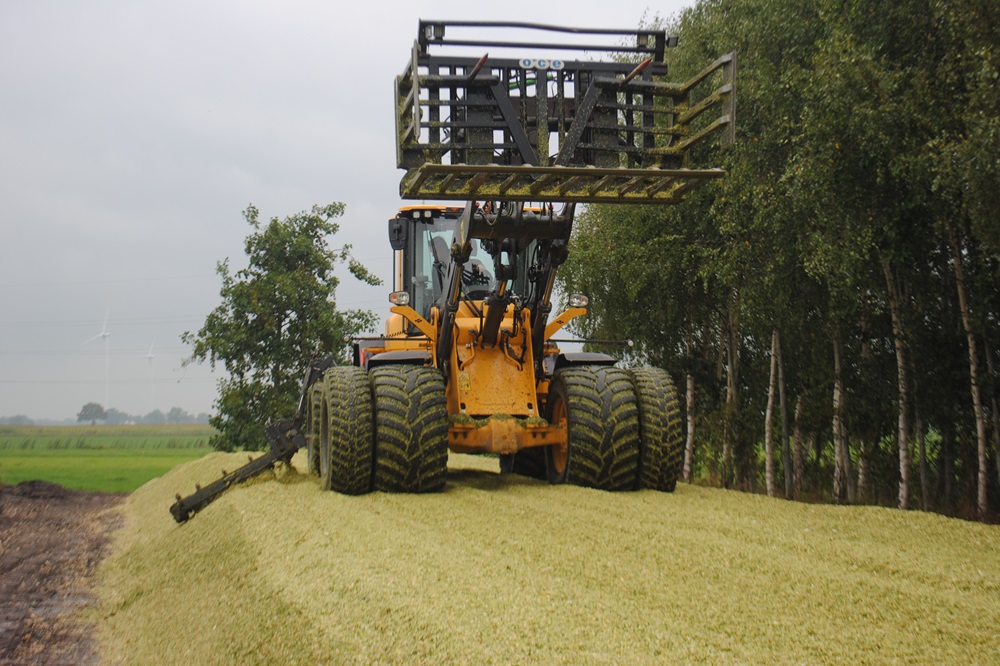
[[0, 481, 123, 665]]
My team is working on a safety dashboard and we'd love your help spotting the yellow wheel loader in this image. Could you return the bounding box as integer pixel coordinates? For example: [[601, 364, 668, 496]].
[[171, 21, 733, 522]]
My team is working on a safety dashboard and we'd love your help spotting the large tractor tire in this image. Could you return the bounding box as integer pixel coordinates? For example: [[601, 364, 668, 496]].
[[319, 366, 374, 495], [545, 366, 640, 490], [631, 367, 684, 492], [305, 383, 324, 477], [370, 365, 449, 493]]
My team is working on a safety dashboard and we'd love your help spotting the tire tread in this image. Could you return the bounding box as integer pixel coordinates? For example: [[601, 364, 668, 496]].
[[631, 367, 683, 492], [371, 366, 448, 492], [549, 366, 640, 490], [323, 366, 374, 495]]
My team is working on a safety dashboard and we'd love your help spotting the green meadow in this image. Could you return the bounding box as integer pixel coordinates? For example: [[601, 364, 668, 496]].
[[0, 424, 213, 493]]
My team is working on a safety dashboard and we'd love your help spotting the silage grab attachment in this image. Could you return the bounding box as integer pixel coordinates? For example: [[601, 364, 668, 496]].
[[396, 20, 735, 205], [169, 357, 333, 524]]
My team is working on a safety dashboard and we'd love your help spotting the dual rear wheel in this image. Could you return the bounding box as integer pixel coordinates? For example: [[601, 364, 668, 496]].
[[306, 364, 447, 494], [308, 366, 374, 494], [502, 365, 683, 492]]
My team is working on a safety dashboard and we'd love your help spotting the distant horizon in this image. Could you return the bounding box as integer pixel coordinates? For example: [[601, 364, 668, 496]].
[[0, 405, 212, 426]]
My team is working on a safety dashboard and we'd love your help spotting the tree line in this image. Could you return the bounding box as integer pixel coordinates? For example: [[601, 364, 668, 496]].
[[75, 402, 210, 426], [560, 0, 1000, 518]]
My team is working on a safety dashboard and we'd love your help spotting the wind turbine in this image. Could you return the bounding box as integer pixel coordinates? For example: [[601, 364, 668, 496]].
[[146, 340, 155, 414], [86, 310, 111, 409]]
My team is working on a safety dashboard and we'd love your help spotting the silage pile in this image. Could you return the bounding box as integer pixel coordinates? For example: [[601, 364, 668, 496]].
[[95, 452, 999, 665]]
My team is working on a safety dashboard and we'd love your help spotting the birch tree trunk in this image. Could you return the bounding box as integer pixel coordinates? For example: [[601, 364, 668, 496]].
[[907, 352, 929, 512], [906, 354, 931, 511], [857, 291, 870, 504], [882, 257, 910, 510], [720, 312, 732, 486], [777, 329, 792, 498], [729, 303, 744, 488], [946, 221, 988, 517], [683, 333, 696, 483], [832, 336, 848, 503], [793, 394, 804, 500], [764, 328, 778, 497], [722, 303, 740, 488]]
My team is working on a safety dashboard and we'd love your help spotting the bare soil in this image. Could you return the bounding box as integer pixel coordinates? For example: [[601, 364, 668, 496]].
[[0, 481, 123, 665]]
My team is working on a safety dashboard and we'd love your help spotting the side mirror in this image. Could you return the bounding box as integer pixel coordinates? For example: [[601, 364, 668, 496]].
[[388, 217, 408, 250]]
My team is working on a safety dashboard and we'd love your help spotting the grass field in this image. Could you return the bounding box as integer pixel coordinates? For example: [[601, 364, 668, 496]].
[[0, 424, 213, 493]]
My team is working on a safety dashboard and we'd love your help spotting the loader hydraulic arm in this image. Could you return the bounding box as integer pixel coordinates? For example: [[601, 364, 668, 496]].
[[426, 201, 575, 370], [527, 236, 570, 372], [434, 205, 475, 372], [470, 203, 574, 370]]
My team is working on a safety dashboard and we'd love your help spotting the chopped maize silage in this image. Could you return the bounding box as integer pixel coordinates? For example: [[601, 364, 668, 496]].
[[96, 452, 999, 665]]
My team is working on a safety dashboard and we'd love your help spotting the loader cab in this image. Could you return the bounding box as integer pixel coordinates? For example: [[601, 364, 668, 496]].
[[389, 206, 456, 319], [390, 205, 557, 329], [389, 205, 551, 320]]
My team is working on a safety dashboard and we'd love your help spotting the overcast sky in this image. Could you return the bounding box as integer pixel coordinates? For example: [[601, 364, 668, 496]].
[[0, 0, 691, 421]]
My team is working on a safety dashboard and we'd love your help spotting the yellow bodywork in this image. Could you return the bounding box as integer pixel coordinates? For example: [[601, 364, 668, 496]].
[[378, 300, 588, 456]]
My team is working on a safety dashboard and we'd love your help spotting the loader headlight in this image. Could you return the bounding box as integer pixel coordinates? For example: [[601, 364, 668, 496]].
[[389, 291, 410, 305], [568, 293, 589, 307]]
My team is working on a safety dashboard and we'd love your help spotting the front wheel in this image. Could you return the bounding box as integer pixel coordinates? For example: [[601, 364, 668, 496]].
[[370, 365, 449, 493], [320, 366, 374, 495]]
